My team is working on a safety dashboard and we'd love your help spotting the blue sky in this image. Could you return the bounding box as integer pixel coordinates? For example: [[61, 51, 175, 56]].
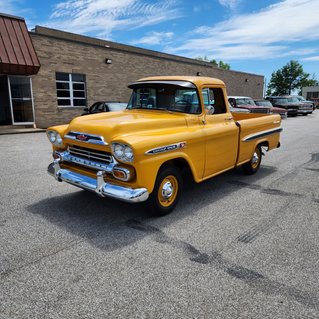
[[1, 0, 319, 85]]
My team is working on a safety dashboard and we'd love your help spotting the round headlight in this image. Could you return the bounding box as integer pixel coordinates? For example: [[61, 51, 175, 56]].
[[56, 134, 63, 145], [49, 134, 56, 143], [112, 143, 134, 162], [114, 144, 124, 157], [124, 146, 133, 160], [47, 130, 63, 146], [47, 131, 57, 143]]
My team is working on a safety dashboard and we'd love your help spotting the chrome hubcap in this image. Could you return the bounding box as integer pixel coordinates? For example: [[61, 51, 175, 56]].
[[252, 152, 259, 164], [162, 181, 173, 199]]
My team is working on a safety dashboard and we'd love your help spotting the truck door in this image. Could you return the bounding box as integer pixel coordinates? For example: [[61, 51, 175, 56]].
[[201, 87, 239, 178]]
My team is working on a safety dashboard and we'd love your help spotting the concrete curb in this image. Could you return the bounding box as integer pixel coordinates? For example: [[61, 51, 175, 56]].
[[0, 128, 46, 135]]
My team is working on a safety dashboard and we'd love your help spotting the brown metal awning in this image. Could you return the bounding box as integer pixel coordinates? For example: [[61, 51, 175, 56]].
[[0, 13, 40, 75]]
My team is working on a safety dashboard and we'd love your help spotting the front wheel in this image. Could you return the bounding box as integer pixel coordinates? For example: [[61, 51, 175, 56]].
[[242, 146, 262, 175], [148, 166, 182, 216]]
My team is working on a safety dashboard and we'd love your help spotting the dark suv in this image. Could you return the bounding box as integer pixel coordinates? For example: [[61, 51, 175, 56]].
[[266, 96, 312, 116], [288, 95, 315, 111], [281, 95, 313, 115]]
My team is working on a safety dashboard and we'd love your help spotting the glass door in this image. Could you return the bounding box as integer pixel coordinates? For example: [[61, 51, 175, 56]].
[[0, 76, 12, 125], [8, 76, 35, 125]]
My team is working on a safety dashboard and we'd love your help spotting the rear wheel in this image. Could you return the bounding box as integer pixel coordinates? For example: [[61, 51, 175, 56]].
[[148, 166, 182, 216], [242, 145, 262, 175]]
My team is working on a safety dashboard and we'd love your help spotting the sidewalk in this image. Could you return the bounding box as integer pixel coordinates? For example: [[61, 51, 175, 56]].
[[0, 128, 46, 135]]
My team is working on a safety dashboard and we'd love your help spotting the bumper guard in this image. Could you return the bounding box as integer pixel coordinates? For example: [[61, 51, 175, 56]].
[[48, 160, 149, 203]]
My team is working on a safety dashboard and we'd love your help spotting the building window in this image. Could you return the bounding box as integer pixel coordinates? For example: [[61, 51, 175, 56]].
[[55, 72, 86, 107]]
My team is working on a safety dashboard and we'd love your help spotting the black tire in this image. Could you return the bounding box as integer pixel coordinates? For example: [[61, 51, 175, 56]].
[[242, 145, 262, 175], [302, 113, 308, 116], [147, 165, 182, 216]]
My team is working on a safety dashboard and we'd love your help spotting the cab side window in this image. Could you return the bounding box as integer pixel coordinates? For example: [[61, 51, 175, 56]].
[[202, 88, 226, 115]]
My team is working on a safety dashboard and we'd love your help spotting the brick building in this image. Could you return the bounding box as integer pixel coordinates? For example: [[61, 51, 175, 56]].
[[0, 13, 265, 129]]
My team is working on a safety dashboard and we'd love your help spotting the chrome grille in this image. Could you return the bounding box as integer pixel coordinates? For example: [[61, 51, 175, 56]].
[[68, 145, 113, 164]]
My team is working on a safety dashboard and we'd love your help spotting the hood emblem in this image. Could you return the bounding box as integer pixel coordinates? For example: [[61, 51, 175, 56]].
[[64, 131, 108, 145], [76, 134, 89, 141]]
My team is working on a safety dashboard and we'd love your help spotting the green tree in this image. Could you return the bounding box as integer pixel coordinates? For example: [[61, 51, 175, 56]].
[[195, 57, 230, 70], [267, 60, 318, 95], [218, 60, 230, 70], [299, 75, 318, 94]]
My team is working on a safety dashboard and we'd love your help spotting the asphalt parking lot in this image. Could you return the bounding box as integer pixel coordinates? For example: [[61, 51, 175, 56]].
[[1, 112, 319, 319]]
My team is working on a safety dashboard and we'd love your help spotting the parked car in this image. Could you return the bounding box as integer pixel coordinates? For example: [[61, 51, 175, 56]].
[[266, 96, 299, 116], [228, 102, 250, 113], [279, 95, 313, 115], [293, 95, 316, 111], [254, 99, 287, 119], [82, 101, 127, 115], [228, 96, 271, 114]]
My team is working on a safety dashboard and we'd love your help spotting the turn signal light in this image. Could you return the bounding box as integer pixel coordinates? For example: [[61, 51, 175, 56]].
[[112, 166, 135, 182], [113, 170, 126, 180]]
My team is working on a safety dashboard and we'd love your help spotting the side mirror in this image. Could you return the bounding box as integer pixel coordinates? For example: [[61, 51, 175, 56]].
[[205, 105, 215, 115], [83, 107, 89, 112]]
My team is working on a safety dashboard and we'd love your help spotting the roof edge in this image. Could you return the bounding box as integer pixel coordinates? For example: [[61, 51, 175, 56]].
[[0, 12, 25, 21]]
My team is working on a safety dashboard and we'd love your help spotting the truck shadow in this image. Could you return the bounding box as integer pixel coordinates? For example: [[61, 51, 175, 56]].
[[26, 164, 319, 312], [27, 165, 277, 252]]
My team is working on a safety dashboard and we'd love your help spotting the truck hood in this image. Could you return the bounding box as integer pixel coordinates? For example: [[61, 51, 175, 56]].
[[237, 105, 269, 110], [273, 103, 299, 109], [65, 110, 187, 142]]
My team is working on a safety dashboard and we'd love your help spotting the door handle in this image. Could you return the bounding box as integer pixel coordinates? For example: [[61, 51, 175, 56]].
[[225, 117, 233, 121]]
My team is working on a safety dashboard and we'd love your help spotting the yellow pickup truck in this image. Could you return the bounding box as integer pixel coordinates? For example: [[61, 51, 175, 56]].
[[47, 76, 282, 215]]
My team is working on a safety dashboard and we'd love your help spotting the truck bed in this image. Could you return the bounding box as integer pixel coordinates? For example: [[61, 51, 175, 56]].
[[232, 113, 282, 166]]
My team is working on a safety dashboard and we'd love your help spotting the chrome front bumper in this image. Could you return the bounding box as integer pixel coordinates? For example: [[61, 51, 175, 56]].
[[298, 109, 313, 114], [48, 160, 149, 203]]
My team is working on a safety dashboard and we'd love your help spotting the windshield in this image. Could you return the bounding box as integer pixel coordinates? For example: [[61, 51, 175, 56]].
[[273, 98, 289, 104], [287, 97, 299, 103], [255, 100, 272, 107], [90, 102, 104, 112], [236, 98, 256, 106], [127, 85, 201, 114], [297, 96, 306, 101], [108, 103, 127, 111]]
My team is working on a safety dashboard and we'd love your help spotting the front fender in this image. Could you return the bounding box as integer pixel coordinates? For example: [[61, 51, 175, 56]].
[[134, 151, 199, 194]]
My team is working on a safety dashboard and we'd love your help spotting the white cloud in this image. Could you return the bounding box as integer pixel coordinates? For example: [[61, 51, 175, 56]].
[[0, 0, 33, 17], [218, 0, 241, 10], [0, 0, 19, 15], [130, 31, 174, 45], [46, 0, 181, 39], [167, 0, 319, 61], [301, 56, 319, 61]]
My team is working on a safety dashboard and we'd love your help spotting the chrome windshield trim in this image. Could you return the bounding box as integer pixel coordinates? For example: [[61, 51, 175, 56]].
[[64, 131, 108, 145], [128, 80, 196, 89], [242, 128, 283, 142]]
